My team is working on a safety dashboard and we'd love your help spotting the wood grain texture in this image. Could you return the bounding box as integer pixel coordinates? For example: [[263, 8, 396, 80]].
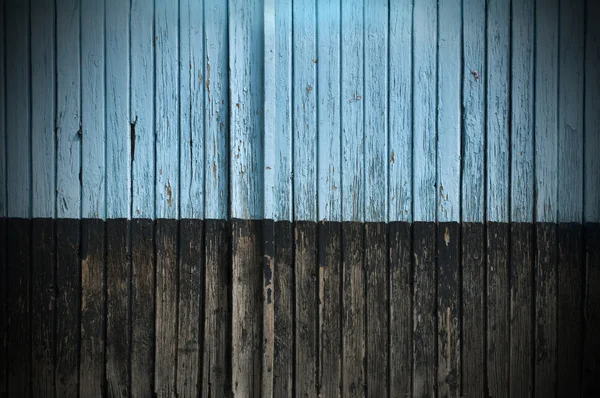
[[0, 219, 5, 396], [583, 223, 600, 396], [262, 220, 274, 397], [0, 0, 5, 218]]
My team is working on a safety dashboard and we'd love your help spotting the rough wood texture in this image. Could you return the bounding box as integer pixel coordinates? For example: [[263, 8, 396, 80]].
[[584, 223, 600, 397], [0, 218, 5, 396], [262, 220, 274, 397]]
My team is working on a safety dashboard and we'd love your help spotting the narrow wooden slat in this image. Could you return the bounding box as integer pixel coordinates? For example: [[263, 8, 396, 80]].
[[437, 222, 460, 397], [176, 219, 204, 397], [55, 219, 80, 397], [534, 223, 557, 398], [202, 219, 231, 398], [319, 221, 341, 397], [365, 223, 388, 397], [131, 219, 155, 397], [262, 219, 274, 397], [80, 219, 105, 397], [583, 223, 600, 396], [461, 223, 485, 397], [389, 222, 411, 396], [155, 219, 178, 397], [0, 0, 6, 219], [342, 222, 365, 398], [295, 221, 318, 397], [0, 219, 6, 396]]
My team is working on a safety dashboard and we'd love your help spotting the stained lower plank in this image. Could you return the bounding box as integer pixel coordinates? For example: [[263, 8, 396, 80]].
[[584, 223, 600, 397], [262, 219, 274, 397], [0, 218, 5, 397]]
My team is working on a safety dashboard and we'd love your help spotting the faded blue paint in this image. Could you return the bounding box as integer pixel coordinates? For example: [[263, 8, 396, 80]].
[[0, 0, 5, 218]]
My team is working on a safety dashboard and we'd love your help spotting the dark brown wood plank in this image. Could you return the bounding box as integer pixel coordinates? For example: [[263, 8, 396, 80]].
[[79, 219, 105, 398], [6, 219, 31, 396], [318, 221, 341, 398], [557, 223, 583, 397], [365, 222, 388, 397], [295, 221, 318, 397], [0, 218, 5, 397], [202, 219, 231, 398], [389, 221, 412, 397], [155, 219, 178, 397], [31, 219, 56, 397], [413, 222, 435, 398], [584, 223, 600, 397], [262, 219, 274, 397], [131, 218, 155, 397], [509, 222, 533, 398], [461, 222, 485, 398], [534, 223, 557, 398], [342, 222, 365, 398], [437, 222, 460, 397], [487, 222, 509, 398], [231, 219, 262, 397], [177, 219, 204, 397]]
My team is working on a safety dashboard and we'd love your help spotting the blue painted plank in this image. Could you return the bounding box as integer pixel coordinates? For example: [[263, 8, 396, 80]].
[[31, 0, 56, 218], [293, 0, 317, 222], [511, 0, 535, 223], [131, 0, 155, 219], [412, 0, 437, 222], [585, 0, 600, 223], [179, 0, 204, 219], [317, 0, 340, 222], [341, 0, 364, 222], [81, 0, 105, 219], [437, 0, 461, 222], [229, 0, 264, 220], [155, 0, 179, 220], [487, 0, 510, 223], [56, 0, 81, 219], [204, 0, 229, 220], [461, 0, 485, 223], [558, 0, 584, 224], [106, 0, 130, 219], [0, 0, 4, 217], [534, 0, 558, 223], [6, 0, 31, 218], [389, 0, 412, 223], [264, 0, 276, 221], [364, 0, 388, 222]]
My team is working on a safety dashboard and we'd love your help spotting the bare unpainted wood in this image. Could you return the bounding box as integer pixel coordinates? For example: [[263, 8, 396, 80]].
[[583, 223, 600, 396], [262, 220, 275, 397], [0, 219, 5, 396]]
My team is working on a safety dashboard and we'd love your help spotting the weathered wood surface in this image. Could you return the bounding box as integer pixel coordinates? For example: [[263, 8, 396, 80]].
[[584, 223, 600, 397]]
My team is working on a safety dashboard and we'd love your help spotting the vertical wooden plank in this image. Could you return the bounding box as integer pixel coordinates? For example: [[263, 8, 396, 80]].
[[155, 219, 178, 397], [583, 223, 600, 396], [202, 220, 231, 398], [0, 219, 5, 396], [262, 219, 274, 397], [81, 0, 105, 219], [412, 0, 436, 222], [177, 219, 204, 397], [487, 223, 509, 398], [130, 0, 155, 219], [318, 222, 341, 398], [6, 219, 30, 396], [412, 222, 435, 397], [131, 219, 155, 397], [365, 223, 388, 397], [56, 0, 80, 219], [55, 219, 80, 397], [80, 219, 105, 397], [461, 223, 485, 397], [0, 0, 5, 220], [534, 223, 557, 398], [437, 222, 460, 397], [341, 0, 364, 223], [342, 222, 365, 398]]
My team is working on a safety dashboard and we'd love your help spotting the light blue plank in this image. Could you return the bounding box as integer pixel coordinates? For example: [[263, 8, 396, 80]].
[[412, 0, 437, 222], [56, 0, 80, 219], [0, 0, 4, 217], [364, 0, 388, 222], [264, 0, 275, 220], [558, 0, 584, 224], [317, 0, 341, 222], [585, 0, 600, 223], [534, 0, 558, 223], [341, 0, 364, 222], [293, 0, 317, 222], [437, 0, 460, 222], [6, 0, 30, 218], [205, 0, 229, 220], [461, 0, 485, 223], [131, 0, 154, 219], [106, 0, 130, 219], [81, 0, 105, 219], [155, 0, 179, 219], [179, 0, 204, 219], [486, 0, 510, 223], [229, 0, 264, 220], [510, 0, 534, 223], [389, 0, 412, 222]]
